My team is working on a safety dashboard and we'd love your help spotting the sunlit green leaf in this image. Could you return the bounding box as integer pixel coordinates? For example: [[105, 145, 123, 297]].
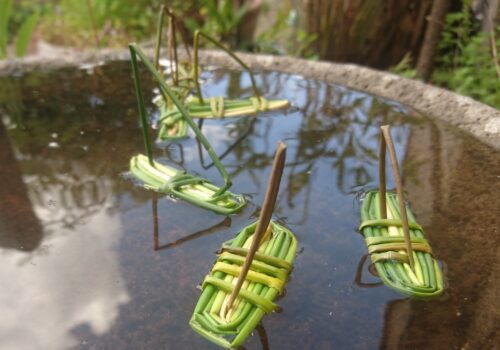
[[15, 13, 39, 57], [0, 0, 13, 58]]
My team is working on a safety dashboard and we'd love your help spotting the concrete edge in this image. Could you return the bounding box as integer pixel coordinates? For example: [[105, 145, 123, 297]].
[[1, 48, 499, 149]]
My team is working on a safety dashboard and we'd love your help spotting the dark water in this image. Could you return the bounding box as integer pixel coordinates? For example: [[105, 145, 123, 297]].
[[0, 61, 499, 350]]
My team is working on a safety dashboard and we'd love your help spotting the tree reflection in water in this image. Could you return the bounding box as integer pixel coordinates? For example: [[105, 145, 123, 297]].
[[0, 62, 157, 234], [191, 70, 413, 224], [0, 87, 43, 251], [0, 65, 137, 350]]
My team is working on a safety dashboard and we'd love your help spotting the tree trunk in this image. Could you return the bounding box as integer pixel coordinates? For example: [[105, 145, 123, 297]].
[[235, 0, 262, 46], [301, 0, 433, 69], [416, 0, 452, 81], [472, 0, 499, 32]]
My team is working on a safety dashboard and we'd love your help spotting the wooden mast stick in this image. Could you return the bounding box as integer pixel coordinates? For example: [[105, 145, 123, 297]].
[[223, 141, 287, 316], [380, 125, 415, 270], [378, 128, 387, 219]]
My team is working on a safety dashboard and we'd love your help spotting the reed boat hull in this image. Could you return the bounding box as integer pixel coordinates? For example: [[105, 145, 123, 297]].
[[130, 154, 245, 215], [190, 220, 297, 348], [359, 190, 444, 297], [157, 97, 289, 141]]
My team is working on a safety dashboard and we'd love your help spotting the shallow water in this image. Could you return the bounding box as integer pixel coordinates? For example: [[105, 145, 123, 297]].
[[0, 61, 499, 350]]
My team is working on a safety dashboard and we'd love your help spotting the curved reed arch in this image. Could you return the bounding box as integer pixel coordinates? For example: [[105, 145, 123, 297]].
[[129, 43, 232, 197], [193, 30, 261, 104]]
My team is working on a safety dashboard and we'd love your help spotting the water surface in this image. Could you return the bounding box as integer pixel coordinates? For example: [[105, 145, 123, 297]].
[[0, 61, 499, 349]]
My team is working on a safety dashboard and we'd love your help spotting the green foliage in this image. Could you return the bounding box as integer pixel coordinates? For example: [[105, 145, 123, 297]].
[[15, 12, 39, 57], [3, 0, 321, 61], [0, 0, 14, 58], [0, 0, 38, 59], [432, 1, 500, 108], [38, 0, 247, 48], [40, 0, 169, 47], [33, 0, 317, 58], [390, 53, 417, 79], [256, 8, 317, 58], [184, 0, 248, 46]]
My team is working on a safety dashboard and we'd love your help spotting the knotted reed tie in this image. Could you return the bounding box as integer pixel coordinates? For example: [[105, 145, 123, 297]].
[[208, 96, 270, 117]]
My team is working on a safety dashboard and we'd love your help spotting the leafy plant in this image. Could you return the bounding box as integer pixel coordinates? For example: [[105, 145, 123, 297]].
[[0, 0, 39, 59], [256, 7, 317, 58], [432, 1, 500, 108], [39, 0, 168, 47], [390, 53, 417, 79], [183, 0, 248, 46]]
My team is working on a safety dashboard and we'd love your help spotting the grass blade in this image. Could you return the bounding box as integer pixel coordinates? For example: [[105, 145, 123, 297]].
[[0, 0, 13, 58], [15, 13, 38, 57]]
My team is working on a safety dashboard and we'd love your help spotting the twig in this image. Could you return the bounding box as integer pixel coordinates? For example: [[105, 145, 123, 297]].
[[378, 129, 387, 219], [193, 31, 261, 104], [490, 29, 500, 80], [380, 126, 415, 270]]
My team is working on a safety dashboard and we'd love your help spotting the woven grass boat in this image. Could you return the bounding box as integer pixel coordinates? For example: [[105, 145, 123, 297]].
[[359, 190, 444, 297], [153, 9, 289, 140], [128, 44, 246, 215], [130, 155, 244, 215], [190, 142, 295, 348], [157, 96, 289, 140], [357, 125, 444, 297], [190, 220, 296, 348]]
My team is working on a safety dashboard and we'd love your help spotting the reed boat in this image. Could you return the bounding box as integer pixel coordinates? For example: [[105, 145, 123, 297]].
[[153, 8, 290, 140], [128, 44, 246, 215], [190, 220, 297, 348], [359, 190, 444, 297], [130, 155, 245, 215], [357, 125, 444, 297], [157, 96, 289, 140], [190, 142, 295, 348]]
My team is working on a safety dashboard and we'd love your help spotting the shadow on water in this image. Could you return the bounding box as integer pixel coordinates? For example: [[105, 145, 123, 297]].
[[151, 194, 232, 251], [0, 61, 499, 349]]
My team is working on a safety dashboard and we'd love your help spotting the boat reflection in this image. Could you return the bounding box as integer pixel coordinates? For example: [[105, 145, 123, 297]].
[[151, 195, 232, 251]]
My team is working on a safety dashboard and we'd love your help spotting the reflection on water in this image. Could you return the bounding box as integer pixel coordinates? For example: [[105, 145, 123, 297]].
[[152, 195, 232, 251], [0, 120, 42, 251], [0, 62, 499, 349], [0, 208, 130, 350]]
